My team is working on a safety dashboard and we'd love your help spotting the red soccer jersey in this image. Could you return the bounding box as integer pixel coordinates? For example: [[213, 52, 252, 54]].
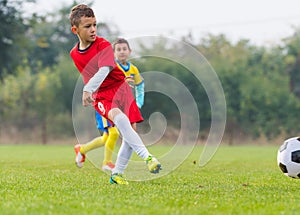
[[70, 36, 125, 90]]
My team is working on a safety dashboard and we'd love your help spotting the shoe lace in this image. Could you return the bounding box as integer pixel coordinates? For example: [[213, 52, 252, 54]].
[[145, 155, 153, 164]]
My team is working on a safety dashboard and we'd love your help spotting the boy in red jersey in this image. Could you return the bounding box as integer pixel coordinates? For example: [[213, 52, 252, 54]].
[[69, 4, 161, 184]]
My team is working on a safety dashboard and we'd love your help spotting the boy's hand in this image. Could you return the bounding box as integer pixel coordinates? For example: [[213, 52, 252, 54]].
[[125, 76, 134, 88], [82, 91, 94, 106]]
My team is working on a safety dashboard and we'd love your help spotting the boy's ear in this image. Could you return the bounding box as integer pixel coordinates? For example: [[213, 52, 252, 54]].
[[71, 26, 78, 35]]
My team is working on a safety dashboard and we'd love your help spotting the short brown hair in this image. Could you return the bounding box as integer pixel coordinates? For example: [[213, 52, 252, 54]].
[[112, 38, 131, 51], [69, 4, 95, 27]]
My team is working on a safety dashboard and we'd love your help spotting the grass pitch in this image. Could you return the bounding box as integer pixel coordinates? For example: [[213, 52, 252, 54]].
[[1, 143, 300, 215]]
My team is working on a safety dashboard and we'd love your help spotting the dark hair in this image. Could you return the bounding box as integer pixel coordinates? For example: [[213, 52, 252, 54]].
[[69, 4, 95, 27], [112, 38, 131, 51]]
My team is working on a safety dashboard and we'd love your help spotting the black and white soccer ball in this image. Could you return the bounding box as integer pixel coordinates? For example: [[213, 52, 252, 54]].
[[277, 137, 300, 179]]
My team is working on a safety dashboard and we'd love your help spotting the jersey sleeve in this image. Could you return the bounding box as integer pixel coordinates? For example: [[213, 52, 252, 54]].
[[132, 65, 144, 85]]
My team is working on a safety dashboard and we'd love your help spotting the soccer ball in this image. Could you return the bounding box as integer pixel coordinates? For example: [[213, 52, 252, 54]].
[[277, 137, 300, 179]]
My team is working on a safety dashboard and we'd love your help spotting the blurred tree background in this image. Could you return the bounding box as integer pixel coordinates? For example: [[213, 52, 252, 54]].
[[1, 0, 300, 144]]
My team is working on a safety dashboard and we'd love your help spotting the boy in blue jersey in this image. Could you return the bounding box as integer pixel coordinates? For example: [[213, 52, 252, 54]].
[[113, 38, 145, 128], [75, 38, 145, 172]]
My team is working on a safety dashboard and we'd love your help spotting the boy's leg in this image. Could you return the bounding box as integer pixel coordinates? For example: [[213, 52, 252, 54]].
[[80, 135, 107, 154], [78, 111, 109, 156], [110, 110, 149, 159], [109, 110, 161, 175], [75, 134, 108, 168], [112, 140, 133, 174], [109, 140, 132, 185], [111, 138, 161, 174], [102, 126, 119, 171]]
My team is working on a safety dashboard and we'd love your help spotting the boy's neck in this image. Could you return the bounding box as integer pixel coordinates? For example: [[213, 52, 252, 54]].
[[79, 42, 92, 50], [117, 60, 130, 72], [78, 37, 94, 50], [120, 61, 128, 66]]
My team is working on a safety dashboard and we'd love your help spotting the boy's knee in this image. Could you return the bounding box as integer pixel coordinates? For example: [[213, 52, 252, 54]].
[[109, 126, 119, 138], [108, 108, 122, 121]]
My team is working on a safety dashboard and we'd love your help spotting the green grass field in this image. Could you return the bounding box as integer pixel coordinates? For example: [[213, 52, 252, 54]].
[[1, 143, 300, 215]]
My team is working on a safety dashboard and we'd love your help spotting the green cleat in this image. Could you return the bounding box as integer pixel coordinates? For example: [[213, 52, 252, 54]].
[[110, 173, 129, 185], [145, 155, 162, 174]]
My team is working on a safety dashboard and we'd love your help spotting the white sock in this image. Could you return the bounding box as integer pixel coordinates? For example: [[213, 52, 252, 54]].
[[114, 113, 150, 159], [112, 140, 133, 174]]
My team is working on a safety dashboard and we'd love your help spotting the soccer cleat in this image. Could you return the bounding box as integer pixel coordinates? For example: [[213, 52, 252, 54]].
[[109, 173, 128, 185], [74, 144, 85, 168], [102, 162, 115, 172], [145, 155, 162, 174]]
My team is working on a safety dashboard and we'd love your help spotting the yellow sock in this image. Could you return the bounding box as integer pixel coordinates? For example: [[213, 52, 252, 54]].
[[80, 133, 108, 154], [103, 127, 119, 165]]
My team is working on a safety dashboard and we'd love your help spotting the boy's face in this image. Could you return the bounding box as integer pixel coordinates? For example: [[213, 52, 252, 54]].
[[114, 43, 131, 63], [71, 16, 97, 45]]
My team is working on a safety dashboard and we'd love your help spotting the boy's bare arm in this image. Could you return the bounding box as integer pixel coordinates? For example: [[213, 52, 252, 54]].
[[82, 91, 94, 106]]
